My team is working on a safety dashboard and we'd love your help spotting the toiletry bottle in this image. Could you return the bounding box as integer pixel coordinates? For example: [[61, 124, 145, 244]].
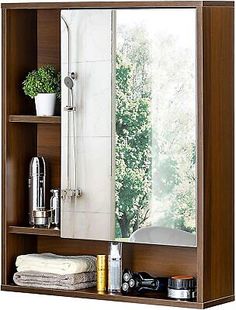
[[49, 189, 60, 229], [108, 242, 122, 293], [97, 255, 107, 293]]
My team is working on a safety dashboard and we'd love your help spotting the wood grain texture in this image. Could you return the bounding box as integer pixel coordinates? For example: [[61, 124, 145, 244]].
[[1, 7, 7, 287], [37, 124, 61, 207], [2, 9, 38, 284], [196, 5, 204, 303], [5, 10, 37, 115], [1, 2, 234, 10], [8, 226, 60, 237], [1, 284, 203, 308], [129, 243, 197, 277], [37, 10, 60, 71], [37, 236, 197, 278], [9, 115, 61, 124], [199, 6, 234, 302], [1, 2, 234, 308]]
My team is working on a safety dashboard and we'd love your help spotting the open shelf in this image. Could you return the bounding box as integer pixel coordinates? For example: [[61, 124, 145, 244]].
[[8, 226, 60, 237], [9, 115, 61, 124], [1, 285, 202, 308]]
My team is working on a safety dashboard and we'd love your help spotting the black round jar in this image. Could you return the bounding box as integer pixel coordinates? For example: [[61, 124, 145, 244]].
[[168, 276, 196, 301]]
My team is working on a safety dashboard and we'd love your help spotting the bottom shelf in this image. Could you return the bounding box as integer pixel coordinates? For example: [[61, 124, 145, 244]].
[[1, 284, 202, 308]]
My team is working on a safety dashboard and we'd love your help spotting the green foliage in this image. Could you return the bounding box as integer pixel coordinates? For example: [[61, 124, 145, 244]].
[[115, 28, 152, 238], [115, 24, 196, 238], [22, 65, 61, 99]]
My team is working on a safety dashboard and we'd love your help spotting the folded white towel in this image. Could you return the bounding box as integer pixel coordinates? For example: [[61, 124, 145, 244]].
[[16, 253, 96, 275]]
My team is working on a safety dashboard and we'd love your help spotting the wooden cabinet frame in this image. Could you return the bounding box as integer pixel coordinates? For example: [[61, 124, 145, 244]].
[[1, 2, 234, 308]]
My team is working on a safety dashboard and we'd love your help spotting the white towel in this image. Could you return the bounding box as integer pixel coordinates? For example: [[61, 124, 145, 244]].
[[16, 253, 96, 275]]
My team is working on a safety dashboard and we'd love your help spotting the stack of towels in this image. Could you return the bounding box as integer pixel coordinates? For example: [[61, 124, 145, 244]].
[[13, 253, 97, 290]]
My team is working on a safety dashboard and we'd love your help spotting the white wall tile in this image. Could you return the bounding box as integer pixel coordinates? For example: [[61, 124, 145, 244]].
[[72, 212, 113, 240], [61, 10, 112, 64], [61, 61, 112, 138], [61, 10, 113, 240], [62, 136, 112, 212]]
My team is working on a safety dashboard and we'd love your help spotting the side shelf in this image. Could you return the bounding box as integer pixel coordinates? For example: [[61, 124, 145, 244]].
[[1, 285, 203, 309], [9, 115, 61, 124], [8, 226, 60, 237], [2, 284, 234, 308]]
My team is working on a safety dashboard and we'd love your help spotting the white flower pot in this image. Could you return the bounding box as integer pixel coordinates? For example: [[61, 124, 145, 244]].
[[35, 93, 56, 116]]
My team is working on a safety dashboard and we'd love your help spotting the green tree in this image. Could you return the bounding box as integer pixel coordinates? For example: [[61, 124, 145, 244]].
[[115, 28, 152, 238], [115, 24, 196, 238]]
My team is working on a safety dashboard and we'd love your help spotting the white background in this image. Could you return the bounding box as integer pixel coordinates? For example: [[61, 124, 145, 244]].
[[0, 0, 235, 309]]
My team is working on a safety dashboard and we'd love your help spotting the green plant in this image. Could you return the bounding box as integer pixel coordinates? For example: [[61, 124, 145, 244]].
[[22, 65, 61, 99]]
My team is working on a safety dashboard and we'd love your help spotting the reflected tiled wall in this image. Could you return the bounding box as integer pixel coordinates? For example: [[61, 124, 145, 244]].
[[61, 10, 113, 240]]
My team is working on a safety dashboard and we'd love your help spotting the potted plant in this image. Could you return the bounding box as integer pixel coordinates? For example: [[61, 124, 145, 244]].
[[23, 65, 61, 116]]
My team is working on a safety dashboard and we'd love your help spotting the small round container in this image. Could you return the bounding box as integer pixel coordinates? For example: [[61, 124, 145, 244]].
[[168, 276, 196, 301]]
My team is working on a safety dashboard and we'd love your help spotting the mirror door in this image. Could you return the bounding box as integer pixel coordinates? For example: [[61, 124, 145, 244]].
[[61, 8, 197, 246]]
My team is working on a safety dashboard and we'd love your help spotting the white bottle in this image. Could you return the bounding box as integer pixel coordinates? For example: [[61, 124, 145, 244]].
[[108, 242, 122, 293]]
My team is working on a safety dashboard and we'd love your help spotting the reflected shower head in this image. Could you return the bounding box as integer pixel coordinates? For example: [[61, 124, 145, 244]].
[[64, 76, 74, 89]]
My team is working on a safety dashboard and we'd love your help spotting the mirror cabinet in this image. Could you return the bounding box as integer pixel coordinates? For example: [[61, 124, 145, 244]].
[[1, 1, 234, 308]]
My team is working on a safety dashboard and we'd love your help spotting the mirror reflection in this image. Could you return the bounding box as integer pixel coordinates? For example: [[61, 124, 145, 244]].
[[61, 9, 197, 246], [115, 10, 196, 244]]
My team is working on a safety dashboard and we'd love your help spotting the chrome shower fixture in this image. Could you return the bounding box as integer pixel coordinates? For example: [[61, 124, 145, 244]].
[[64, 72, 78, 89], [61, 188, 82, 200], [64, 76, 74, 89], [61, 13, 82, 201]]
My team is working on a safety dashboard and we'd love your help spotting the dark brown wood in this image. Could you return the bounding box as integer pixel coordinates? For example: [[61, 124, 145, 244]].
[[37, 10, 60, 71], [1, 2, 234, 308], [1, 7, 7, 288], [1, 284, 203, 308], [37, 237, 197, 277], [4, 10, 37, 115], [8, 226, 60, 237], [9, 115, 61, 124], [196, 5, 204, 303], [37, 124, 61, 206], [199, 5, 234, 302], [1, 1, 234, 10], [2, 9, 38, 285], [130, 243, 197, 277], [203, 1, 234, 7]]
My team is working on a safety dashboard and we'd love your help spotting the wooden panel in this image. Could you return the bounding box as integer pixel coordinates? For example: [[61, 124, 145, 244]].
[[7, 123, 37, 226], [37, 124, 61, 206], [9, 115, 61, 124], [37, 9, 60, 70], [5, 235, 37, 284], [8, 226, 60, 237], [38, 236, 196, 277], [1, 2, 234, 10], [2, 9, 38, 284], [1, 284, 204, 308], [200, 6, 234, 301], [5, 10, 37, 115], [129, 243, 197, 277]]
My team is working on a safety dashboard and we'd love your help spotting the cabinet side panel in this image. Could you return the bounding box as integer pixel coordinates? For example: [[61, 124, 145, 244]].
[[203, 7, 234, 301], [2, 9, 38, 284]]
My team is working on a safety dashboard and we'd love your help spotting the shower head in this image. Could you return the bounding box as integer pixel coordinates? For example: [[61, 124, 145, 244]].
[[64, 76, 74, 89]]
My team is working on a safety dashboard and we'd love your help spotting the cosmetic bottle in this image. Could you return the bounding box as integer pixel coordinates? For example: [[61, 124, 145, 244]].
[[108, 242, 122, 293], [97, 255, 107, 293]]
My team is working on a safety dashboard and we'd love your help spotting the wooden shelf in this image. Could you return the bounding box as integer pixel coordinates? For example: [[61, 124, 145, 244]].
[[8, 226, 60, 237], [9, 115, 61, 124], [1, 285, 202, 308]]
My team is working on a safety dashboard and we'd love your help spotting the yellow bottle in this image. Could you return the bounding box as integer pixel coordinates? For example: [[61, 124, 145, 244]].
[[97, 255, 107, 293]]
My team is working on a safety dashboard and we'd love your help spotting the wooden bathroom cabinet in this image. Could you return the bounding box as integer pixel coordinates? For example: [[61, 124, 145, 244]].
[[1, 1, 234, 308]]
